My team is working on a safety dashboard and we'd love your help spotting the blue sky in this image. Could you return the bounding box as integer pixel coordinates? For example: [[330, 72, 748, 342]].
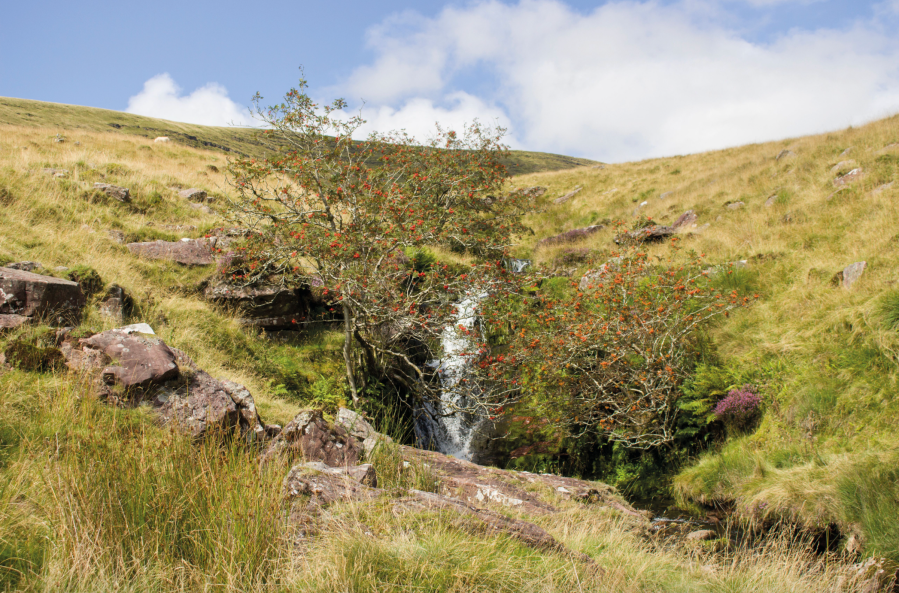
[[2, 1, 897, 161]]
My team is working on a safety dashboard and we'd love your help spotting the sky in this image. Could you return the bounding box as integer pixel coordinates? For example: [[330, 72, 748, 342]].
[[2, 0, 898, 162]]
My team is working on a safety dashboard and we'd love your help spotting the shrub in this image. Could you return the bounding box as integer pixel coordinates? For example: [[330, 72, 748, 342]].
[[713, 385, 762, 428]]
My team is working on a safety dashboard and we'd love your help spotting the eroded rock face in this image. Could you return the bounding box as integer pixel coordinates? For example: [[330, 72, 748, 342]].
[[127, 239, 215, 266], [335, 408, 393, 456], [262, 409, 362, 467], [203, 282, 323, 328], [0, 267, 85, 325]]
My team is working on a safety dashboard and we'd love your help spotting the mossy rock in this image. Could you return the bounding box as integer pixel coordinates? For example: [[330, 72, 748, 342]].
[[3, 338, 63, 372], [66, 265, 104, 298]]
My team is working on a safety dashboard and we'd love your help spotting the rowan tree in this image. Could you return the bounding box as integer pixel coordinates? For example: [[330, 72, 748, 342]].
[[221, 78, 531, 409], [479, 236, 753, 448]]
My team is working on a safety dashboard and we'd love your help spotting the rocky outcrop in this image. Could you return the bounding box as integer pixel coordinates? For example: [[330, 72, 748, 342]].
[[335, 408, 393, 456], [0, 267, 85, 326], [60, 325, 272, 441], [537, 224, 605, 248], [203, 282, 324, 327], [261, 409, 362, 467], [93, 183, 131, 203], [178, 188, 209, 202], [282, 459, 596, 563], [553, 186, 582, 205], [400, 446, 641, 519], [98, 284, 132, 322], [615, 210, 697, 244], [834, 168, 864, 187], [127, 239, 215, 266]]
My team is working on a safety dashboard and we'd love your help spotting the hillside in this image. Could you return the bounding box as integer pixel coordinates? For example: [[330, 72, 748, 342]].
[[0, 97, 598, 176], [0, 110, 894, 591], [512, 114, 899, 561]]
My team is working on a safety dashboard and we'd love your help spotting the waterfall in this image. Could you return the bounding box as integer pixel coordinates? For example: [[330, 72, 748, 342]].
[[414, 293, 487, 460]]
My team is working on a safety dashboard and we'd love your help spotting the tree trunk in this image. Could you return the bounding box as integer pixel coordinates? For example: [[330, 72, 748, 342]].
[[342, 302, 359, 404]]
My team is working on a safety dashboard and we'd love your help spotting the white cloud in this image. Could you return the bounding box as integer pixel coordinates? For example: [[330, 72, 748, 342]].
[[345, 92, 516, 146], [126, 73, 252, 127], [337, 0, 899, 161]]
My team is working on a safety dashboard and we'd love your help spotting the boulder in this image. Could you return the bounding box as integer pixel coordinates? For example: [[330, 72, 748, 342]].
[[834, 261, 867, 290], [685, 529, 717, 541], [764, 194, 777, 207], [127, 239, 215, 266], [154, 137, 170, 143], [870, 182, 895, 196], [615, 210, 697, 244], [261, 409, 362, 467], [42, 168, 69, 178], [336, 408, 394, 456], [93, 183, 131, 203], [60, 326, 271, 441], [834, 168, 864, 187], [0, 267, 85, 325], [659, 191, 672, 200], [553, 186, 582, 205], [726, 201, 744, 210], [80, 330, 179, 388], [178, 188, 209, 202]]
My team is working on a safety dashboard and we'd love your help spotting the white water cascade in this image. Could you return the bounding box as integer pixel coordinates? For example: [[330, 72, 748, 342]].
[[414, 293, 487, 460]]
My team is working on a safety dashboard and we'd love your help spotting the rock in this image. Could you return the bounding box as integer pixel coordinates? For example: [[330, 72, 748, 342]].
[[154, 137, 170, 143], [0, 267, 85, 325], [685, 529, 717, 541], [153, 371, 241, 439], [0, 314, 31, 331], [659, 191, 672, 200], [515, 186, 547, 199], [615, 210, 698, 245], [297, 460, 378, 487], [775, 150, 795, 161], [188, 203, 213, 215], [764, 195, 777, 207], [399, 446, 640, 519], [42, 168, 69, 178], [115, 322, 155, 335], [553, 186, 582, 205], [261, 409, 362, 467], [870, 182, 895, 196], [726, 201, 744, 210], [336, 408, 394, 456], [840, 147, 853, 157], [394, 490, 593, 562], [851, 556, 899, 593], [830, 160, 857, 174], [6, 262, 41, 272], [834, 168, 864, 187], [98, 284, 133, 322], [536, 225, 605, 248], [93, 183, 131, 203], [178, 188, 209, 202], [80, 330, 179, 388], [127, 239, 215, 266], [834, 261, 867, 290], [60, 327, 269, 441], [578, 258, 623, 291], [203, 282, 323, 327]]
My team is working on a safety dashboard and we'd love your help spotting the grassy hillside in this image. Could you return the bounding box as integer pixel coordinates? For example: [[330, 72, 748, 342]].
[[512, 114, 899, 561], [0, 121, 872, 590], [0, 97, 598, 176]]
